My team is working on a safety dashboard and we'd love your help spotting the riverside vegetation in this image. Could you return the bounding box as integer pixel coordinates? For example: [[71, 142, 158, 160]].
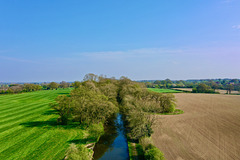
[[51, 74, 176, 160], [0, 73, 176, 160]]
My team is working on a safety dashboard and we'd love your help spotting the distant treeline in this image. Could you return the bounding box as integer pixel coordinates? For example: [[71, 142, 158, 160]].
[[0, 81, 71, 94], [144, 79, 240, 94]]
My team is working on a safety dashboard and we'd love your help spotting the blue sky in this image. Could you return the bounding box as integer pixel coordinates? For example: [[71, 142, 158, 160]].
[[0, 0, 240, 82]]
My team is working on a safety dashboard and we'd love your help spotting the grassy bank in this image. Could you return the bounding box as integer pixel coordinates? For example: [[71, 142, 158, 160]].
[[0, 88, 99, 160]]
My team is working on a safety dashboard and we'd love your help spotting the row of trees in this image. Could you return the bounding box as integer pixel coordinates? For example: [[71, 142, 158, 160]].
[[0, 81, 71, 94], [52, 74, 175, 159], [144, 79, 240, 94], [115, 77, 175, 140], [192, 83, 236, 94], [52, 74, 176, 139]]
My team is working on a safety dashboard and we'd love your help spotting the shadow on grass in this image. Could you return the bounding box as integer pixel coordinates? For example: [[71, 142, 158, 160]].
[[42, 110, 58, 115], [20, 119, 84, 130], [57, 92, 69, 95], [68, 137, 96, 145]]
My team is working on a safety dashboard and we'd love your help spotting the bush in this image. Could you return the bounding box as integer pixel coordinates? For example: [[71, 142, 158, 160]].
[[144, 147, 165, 160], [160, 94, 176, 113], [88, 123, 104, 140], [65, 143, 92, 160], [139, 137, 153, 151], [126, 111, 154, 140], [192, 88, 197, 93]]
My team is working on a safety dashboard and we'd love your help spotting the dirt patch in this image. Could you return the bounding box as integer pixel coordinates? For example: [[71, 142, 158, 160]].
[[152, 93, 240, 160]]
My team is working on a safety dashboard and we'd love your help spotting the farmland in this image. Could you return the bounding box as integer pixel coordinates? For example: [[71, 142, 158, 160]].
[[152, 93, 240, 160], [0, 89, 90, 160], [148, 88, 182, 93]]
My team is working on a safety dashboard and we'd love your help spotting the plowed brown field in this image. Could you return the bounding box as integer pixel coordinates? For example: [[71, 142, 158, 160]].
[[152, 93, 240, 160]]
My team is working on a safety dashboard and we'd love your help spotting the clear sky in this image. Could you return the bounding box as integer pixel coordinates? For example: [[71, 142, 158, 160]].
[[0, 0, 240, 82]]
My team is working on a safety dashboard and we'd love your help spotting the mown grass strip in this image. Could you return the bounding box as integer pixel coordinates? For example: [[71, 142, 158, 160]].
[[0, 89, 88, 160], [148, 88, 182, 93]]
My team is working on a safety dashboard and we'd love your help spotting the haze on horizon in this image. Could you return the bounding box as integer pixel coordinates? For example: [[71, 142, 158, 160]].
[[0, 0, 240, 82]]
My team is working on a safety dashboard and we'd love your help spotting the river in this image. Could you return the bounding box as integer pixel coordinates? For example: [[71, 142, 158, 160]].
[[93, 113, 129, 160]]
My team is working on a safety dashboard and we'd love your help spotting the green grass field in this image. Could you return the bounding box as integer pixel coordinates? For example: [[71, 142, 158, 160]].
[[148, 88, 182, 93], [0, 89, 90, 160]]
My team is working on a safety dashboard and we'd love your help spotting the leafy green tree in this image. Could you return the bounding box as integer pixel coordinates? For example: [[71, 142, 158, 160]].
[[196, 83, 209, 93], [210, 81, 219, 92], [83, 73, 98, 82], [50, 95, 73, 124], [70, 86, 118, 125], [126, 111, 154, 140], [72, 81, 81, 89], [59, 81, 70, 88], [48, 82, 59, 90], [226, 84, 234, 94]]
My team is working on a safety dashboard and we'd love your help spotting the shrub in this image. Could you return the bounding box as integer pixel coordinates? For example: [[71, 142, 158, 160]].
[[126, 111, 154, 140], [65, 143, 92, 160], [144, 147, 165, 160], [88, 123, 104, 140], [160, 94, 176, 113], [139, 137, 153, 151]]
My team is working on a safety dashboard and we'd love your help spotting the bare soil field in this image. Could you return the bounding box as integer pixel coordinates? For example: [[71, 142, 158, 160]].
[[152, 93, 240, 160]]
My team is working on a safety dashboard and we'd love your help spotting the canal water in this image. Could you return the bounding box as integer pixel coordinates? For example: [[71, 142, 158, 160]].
[[93, 113, 129, 160]]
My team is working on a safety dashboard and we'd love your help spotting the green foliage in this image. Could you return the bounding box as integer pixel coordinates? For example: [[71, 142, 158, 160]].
[[70, 85, 118, 125], [65, 143, 92, 160], [72, 81, 81, 89], [50, 95, 73, 125], [138, 137, 165, 160], [144, 147, 165, 160], [192, 83, 216, 93], [88, 123, 104, 140], [226, 84, 234, 94], [52, 81, 118, 126], [59, 81, 70, 88], [160, 94, 176, 113], [51, 74, 176, 142], [139, 137, 154, 151], [48, 82, 59, 90], [126, 111, 154, 140]]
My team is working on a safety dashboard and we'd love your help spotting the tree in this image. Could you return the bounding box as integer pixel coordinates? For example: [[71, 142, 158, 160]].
[[48, 82, 59, 90], [126, 111, 154, 140], [72, 81, 81, 89], [83, 73, 98, 82], [226, 84, 234, 94], [196, 83, 209, 93], [70, 86, 118, 125], [50, 95, 72, 124], [59, 81, 70, 88], [211, 82, 219, 92]]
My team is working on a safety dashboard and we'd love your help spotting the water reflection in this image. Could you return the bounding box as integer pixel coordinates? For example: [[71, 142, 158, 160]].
[[93, 114, 129, 160]]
